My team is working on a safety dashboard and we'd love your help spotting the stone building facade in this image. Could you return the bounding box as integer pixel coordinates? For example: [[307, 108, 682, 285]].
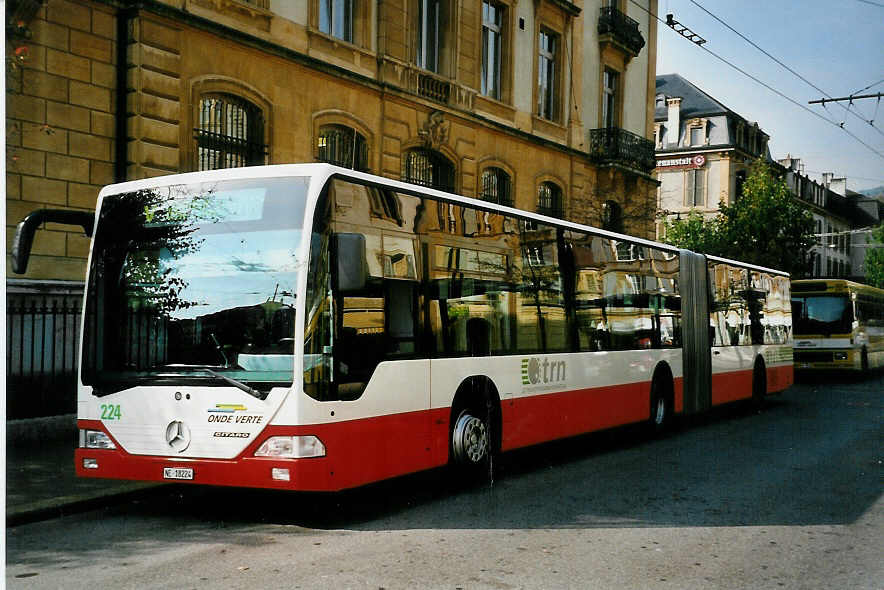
[[6, 0, 658, 416], [8, 0, 658, 285], [653, 73, 770, 230]]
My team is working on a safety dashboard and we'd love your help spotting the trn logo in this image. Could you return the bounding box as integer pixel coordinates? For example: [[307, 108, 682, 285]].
[[521, 357, 567, 385]]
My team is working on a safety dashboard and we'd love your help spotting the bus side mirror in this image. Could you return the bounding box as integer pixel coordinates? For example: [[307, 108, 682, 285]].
[[334, 232, 367, 293], [12, 209, 95, 274]]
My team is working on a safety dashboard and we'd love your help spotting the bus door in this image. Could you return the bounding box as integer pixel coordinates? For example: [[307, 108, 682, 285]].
[[679, 250, 711, 414]]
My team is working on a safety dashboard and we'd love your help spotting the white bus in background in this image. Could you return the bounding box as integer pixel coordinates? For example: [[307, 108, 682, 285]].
[[12, 164, 794, 491]]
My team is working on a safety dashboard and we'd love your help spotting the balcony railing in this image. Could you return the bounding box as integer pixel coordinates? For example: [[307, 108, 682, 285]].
[[417, 72, 452, 104], [598, 6, 645, 57], [588, 127, 655, 174]]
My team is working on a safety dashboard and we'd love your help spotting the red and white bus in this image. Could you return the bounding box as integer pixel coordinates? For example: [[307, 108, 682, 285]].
[[13, 164, 794, 491]]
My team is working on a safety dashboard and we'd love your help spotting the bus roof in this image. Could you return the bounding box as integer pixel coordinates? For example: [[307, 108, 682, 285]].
[[792, 279, 884, 294], [98, 163, 790, 277]]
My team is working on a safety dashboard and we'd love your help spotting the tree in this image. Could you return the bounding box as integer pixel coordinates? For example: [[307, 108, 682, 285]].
[[660, 209, 721, 255], [662, 159, 815, 277], [865, 223, 884, 288]]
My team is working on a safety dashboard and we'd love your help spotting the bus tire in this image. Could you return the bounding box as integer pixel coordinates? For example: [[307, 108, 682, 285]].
[[452, 409, 490, 466], [752, 357, 767, 410], [648, 368, 673, 435], [449, 379, 500, 482]]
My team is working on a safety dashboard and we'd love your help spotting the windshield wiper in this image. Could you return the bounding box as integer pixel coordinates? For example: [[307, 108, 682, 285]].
[[203, 368, 264, 399]]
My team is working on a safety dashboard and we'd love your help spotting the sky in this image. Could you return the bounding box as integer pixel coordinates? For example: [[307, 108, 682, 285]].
[[655, 0, 884, 193]]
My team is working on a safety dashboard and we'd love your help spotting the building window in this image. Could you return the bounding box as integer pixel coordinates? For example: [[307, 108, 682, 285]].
[[417, 0, 442, 72], [537, 29, 558, 121], [537, 181, 563, 218], [195, 94, 266, 171], [317, 124, 368, 171], [402, 148, 454, 192], [686, 119, 707, 147], [654, 123, 664, 148], [319, 0, 353, 42], [685, 168, 705, 207], [481, 1, 504, 100], [602, 68, 618, 128], [735, 170, 746, 201], [601, 200, 623, 232], [480, 167, 512, 206]]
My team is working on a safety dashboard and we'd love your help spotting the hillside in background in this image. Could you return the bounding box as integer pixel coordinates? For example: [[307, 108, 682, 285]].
[[859, 186, 884, 199]]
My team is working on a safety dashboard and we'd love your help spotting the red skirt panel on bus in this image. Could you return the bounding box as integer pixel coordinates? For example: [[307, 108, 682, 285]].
[[499, 381, 650, 452], [76, 413, 449, 492], [710, 364, 793, 406]]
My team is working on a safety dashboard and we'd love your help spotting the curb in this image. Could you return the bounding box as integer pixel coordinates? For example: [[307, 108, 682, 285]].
[[6, 482, 164, 527]]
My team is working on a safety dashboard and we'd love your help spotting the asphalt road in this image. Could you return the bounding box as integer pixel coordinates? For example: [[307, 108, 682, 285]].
[[6, 372, 883, 589]]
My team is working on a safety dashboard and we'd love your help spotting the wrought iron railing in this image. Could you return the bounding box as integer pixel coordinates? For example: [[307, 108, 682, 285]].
[[588, 127, 656, 173], [7, 295, 82, 419], [598, 6, 646, 56], [195, 128, 268, 170]]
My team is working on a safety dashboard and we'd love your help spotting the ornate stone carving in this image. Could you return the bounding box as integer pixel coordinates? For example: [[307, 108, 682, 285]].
[[419, 111, 449, 149]]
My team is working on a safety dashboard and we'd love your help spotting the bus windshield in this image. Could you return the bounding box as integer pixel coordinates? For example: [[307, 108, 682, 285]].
[[791, 294, 853, 336], [82, 177, 309, 394]]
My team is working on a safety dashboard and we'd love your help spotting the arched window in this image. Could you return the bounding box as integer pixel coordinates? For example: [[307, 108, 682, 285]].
[[317, 124, 368, 171], [601, 200, 623, 232], [480, 167, 512, 206], [536, 181, 563, 218], [195, 94, 266, 170], [401, 148, 454, 192]]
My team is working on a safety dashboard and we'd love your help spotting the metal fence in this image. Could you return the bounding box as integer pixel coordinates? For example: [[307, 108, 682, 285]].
[[6, 294, 83, 419]]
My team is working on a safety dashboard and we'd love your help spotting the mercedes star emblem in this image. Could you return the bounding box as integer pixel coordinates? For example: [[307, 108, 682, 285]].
[[165, 420, 191, 453]]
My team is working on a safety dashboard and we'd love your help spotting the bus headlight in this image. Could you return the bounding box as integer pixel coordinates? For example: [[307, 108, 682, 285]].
[[255, 436, 326, 458], [80, 429, 117, 449], [833, 351, 848, 361]]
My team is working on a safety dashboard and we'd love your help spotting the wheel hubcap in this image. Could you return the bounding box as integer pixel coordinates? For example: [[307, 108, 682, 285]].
[[453, 412, 488, 464]]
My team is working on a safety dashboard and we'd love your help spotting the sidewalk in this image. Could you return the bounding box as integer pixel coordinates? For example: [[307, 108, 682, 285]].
[[6, 424, 161, 526]]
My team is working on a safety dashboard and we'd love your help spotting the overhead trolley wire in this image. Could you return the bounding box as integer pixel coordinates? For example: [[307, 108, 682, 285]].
[[629, 0, 884, 161], [688, 0, 884, 138]]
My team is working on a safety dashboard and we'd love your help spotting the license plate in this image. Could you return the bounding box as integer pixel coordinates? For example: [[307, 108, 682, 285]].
[[163, 467, 193, 480]]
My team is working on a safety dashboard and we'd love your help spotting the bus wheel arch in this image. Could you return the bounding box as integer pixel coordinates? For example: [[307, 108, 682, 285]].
[[449, 376, 502, 473], [752, 355, 767, 409], [649, 362, 675, 434]]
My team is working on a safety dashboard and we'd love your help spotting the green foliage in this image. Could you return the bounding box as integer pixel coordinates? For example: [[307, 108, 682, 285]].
[[661, 159, 815, 277], [865, 223, 884, 288], [661, 209, 721, 254]]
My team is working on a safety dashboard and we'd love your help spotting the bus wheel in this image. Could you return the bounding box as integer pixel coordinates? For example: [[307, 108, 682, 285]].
[[752, 358, 767, 410], [649, 376, 672, 435], [452, 409, 490, 467]]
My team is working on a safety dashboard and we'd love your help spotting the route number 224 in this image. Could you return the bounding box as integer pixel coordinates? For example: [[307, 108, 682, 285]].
[[100, 404, 122, 420]]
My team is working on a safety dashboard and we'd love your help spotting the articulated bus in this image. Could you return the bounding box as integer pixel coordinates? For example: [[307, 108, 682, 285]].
[[12, 164, 793, 491], [791, 279, 884, 371]]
